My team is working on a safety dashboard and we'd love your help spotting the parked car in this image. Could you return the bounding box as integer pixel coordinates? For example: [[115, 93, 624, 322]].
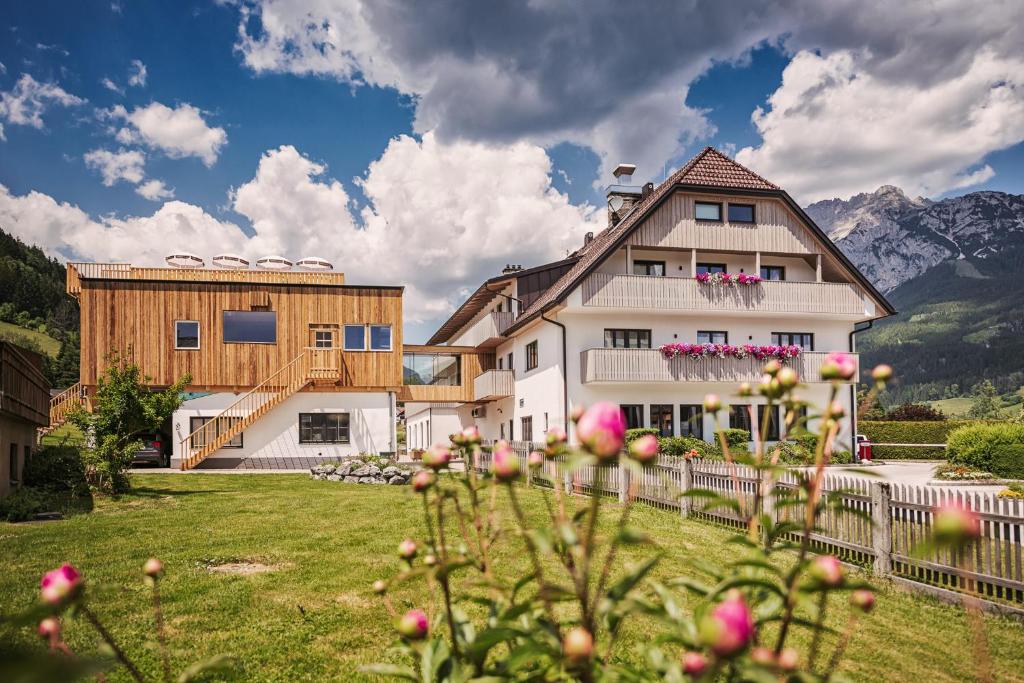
[[132, 433, 169, 467]]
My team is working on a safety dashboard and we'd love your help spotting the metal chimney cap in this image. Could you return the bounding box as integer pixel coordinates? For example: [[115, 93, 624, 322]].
[[612, 163, 637, 179]]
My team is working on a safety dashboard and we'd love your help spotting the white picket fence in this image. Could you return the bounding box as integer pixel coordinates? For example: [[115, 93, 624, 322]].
[[476, 442, 1024, 607]]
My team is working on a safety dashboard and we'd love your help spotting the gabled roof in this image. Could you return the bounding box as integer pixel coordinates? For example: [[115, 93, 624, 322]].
[[505, 147, 895, 334]]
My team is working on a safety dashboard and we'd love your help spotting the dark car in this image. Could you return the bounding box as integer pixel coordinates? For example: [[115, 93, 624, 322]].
[[132, 433, 169, 467]]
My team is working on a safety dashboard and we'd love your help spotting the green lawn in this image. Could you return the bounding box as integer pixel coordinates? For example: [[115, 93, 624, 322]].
[[926, 396, 1020, 419], [2, 474, 1023, 682], [0, 320, 60, 357]]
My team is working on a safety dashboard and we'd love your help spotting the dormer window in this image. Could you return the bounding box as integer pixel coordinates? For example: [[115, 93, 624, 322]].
[[727, 203, 755, 223], [695, 201, 722, 222]]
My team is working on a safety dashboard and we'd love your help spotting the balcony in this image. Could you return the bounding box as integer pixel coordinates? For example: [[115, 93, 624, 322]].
[[581, 273, 870, 317], [474, 369, 514, 401], [452, 311, 515, 348], [580, 349, 856, 384]]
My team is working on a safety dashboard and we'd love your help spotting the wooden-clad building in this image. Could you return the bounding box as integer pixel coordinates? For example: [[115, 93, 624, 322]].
[[1, 342, 50, 496]]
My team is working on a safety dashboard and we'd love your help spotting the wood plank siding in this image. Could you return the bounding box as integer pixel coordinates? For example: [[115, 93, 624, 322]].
[[626, 193, 820, 255], [0, 342, 50, 426], [582, 273, 870, 316], [580, 348, 855, 385], [77, 278, 403, 391]]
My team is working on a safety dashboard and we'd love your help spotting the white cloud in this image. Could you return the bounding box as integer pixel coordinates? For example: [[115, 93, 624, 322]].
[[136, 179, 175, 201], [105, 102, 226, 166], [0, 73, 83, 131], [128, 59, 147, 87], [101, 77, 124, 95], [84, 148, 146, 186], [736, 49, 1024, 202], [2, 134, 598, 326]]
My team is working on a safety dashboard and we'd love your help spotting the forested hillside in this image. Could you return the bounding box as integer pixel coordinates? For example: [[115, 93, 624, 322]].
[[0, 228, 79, 388]]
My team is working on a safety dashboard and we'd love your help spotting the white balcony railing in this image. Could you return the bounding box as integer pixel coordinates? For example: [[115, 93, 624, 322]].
[[474, 369, 514, 401], [580, 349, 856, 384], [581, 273, 870, 316], [452, 311, 515, 348]]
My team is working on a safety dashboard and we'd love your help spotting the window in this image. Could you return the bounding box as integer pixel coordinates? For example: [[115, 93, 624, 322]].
[[299, 413, 350, 444], [620, 404, 644, 430], [784, 405, 809, 438], [679, 405, 703, 439], [696, 263, 727, 275], [525, 340, 538, 371], [695, 201, 722, 221], [500, 422, 505, 440], [174, 320, 200, 349], [727, 203, 755, 223], [402, 353, 461, 386], [9, 444, 18, 487], [760, 265, 785, 281], [697, 330, 728, 344], [650, 404, 673, 437], [508, 419, 514, 441], [729, 404, 752, 433], [190, 416, 243, 449], [344, 324, 366, 350], [604, 329, 652, 349], [521, 416, 533, 443], [772, 332, 814, 350], [314, 330, 334, 348], [223, 311, 276, 344], [497, 357, 504, 370], [370, 325, 392, 351], [507, 352, 514, 373], [633, 260, 666, 277], [757, 405, 781, 441]]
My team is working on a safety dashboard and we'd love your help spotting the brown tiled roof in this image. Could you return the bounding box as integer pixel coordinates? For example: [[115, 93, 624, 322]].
[[505, 147, 892, 334]]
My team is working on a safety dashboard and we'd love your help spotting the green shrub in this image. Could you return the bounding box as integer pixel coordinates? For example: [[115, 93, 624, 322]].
[[831, 450, 854, 465], [990, 443, 1024, 480], [859, 420, 1003, 460], [0, 487, 56, 522], [722, 429, 750, 448], [947, 423, 1024, 476], [769, 440, 813, 465], [23, 444, 88, 494], [658, 435, 720, 459], [625, 428, 659, 445]]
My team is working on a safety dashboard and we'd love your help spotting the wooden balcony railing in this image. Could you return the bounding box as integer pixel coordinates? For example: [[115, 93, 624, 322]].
[[473, 369, 514, 401], [66, 262, 345, 298], [580, 349, 856, 384], [452, 311, 515, 348], [581, 273, 869, 316], [305, 347, 343, 384]]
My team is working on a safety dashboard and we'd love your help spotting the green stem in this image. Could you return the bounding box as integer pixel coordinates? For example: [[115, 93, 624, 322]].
[[807, 590, 828, 672], [435, 495, 461, 656], [81, 604, 146, 683], [151, 581, 171, 683], [579, 466, 604, 631], [507, 484, 559, 625]]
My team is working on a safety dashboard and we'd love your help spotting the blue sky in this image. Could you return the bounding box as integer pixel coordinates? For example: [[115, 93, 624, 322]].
[[2, 1, 1023, 342]]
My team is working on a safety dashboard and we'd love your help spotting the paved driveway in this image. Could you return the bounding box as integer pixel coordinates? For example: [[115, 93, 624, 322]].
[[826, 460, 1007, 495]]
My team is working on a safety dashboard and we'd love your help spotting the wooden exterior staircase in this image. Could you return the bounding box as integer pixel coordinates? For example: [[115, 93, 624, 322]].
[[38, 382, 89, 440], [178, 348, 343, 470]]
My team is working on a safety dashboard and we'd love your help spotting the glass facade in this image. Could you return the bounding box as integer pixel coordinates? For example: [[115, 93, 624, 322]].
[[402, 352, 462, 386]]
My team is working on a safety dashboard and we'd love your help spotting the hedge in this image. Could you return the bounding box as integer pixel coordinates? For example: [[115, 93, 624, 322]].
[[858, 420, 1004, 460], [947, 423, 1024, 477]]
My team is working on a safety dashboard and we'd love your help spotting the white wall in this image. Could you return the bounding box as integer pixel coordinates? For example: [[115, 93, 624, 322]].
[[172, 391, 395, 466], [405, 404, 466, 450], [594, 247, 819, 281]]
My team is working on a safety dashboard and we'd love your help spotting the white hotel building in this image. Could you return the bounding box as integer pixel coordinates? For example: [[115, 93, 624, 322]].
[[405, 148, 895, 452]]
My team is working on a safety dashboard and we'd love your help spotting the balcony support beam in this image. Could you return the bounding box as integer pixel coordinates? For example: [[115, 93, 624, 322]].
[[690, 248, 697, 278], [816, 254, 823, 282], [754, 251, 761, 277], [625, 244, 632, 275]]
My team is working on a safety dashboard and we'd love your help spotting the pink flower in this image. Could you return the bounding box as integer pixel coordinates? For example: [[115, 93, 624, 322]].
[[492, 441, 520, 481], [398, 538, 417, 560], [461, 425, 481, 445], [372, 579, 387, 594], [40, 564, 82, 606], [777, 648, 799, 671], [750, 646, 775, 665], [546, 427, 567, 447], [422, 443, 452, 470], [850, 589, 875, 613], [411, 470, 435, 493], [809, 555, 844, 587], [528, 450, 545, 470], [38, 617, 61, 640], [629, 434, 659, 463], [933, 501, 981, 546], [681, 651, 707, 675], [396, 609, 429, 640], [703, 394, 722, 413], [699, 590, 754, 657], [872, 364, 893, 384], [562, 627, 594, 662], [820, 351, 856, 381], [143, 558, 163, 579], [575, 402, 626, 459]]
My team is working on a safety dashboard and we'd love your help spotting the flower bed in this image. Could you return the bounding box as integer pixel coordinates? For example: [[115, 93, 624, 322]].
[[659, 342, 802, 361], [695, 271, 762, 286]]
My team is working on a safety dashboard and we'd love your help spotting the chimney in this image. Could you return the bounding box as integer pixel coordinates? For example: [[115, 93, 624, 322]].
[[502, 264, 523, 275], [583, 231, 594, 247], [607, 163, 642, 228]]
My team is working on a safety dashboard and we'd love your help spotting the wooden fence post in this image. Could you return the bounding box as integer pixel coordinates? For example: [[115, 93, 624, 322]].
[[618, 463, 629, 504], [680, 458, 694, 518], [563, 458, 572, 495], [871, 481, 893, 577], [761, 470, 776, 522]]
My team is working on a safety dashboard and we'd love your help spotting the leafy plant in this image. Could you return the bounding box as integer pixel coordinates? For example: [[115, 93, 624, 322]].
[[69, 353, 190, 493], [363, 354, 909, 680], [933, 462, 997, 481], [947, 423, 1024, 477], [885, 402, 946, 421]]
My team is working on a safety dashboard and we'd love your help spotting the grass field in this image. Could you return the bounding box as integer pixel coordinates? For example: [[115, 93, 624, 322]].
[[0, 320, 60, 357], [926, 396, 1020, 419], [2, 474, 1023, 682]]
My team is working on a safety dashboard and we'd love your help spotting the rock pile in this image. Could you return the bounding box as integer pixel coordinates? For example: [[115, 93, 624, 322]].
[[310, 459, 412, 485]]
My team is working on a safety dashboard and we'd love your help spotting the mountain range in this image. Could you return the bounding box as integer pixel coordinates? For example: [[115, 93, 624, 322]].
[[807, 187, 1024, 404]]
